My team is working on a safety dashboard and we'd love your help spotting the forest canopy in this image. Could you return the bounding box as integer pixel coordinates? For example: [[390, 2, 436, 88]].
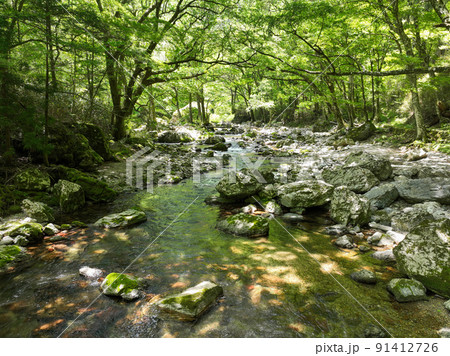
[[1, 0, 450, 162]]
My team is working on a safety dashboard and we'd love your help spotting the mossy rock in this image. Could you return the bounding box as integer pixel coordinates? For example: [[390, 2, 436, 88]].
[[55, 166, 117, 203], [72, 122, 114, 161], [0, 245, 26, 271], [211, 142, 228, 151], [21, 199, 55, 223], [216, 213, 269, 237], [347, 122, 376, 142], [14, 168, 51, 191], [2, 221, 44, 243], [157, 281, 223, 321], [94, 209, 147, 228], [53, 179, 85, 213], [101, 273, 142, 301], [387, 278, 428, 302]]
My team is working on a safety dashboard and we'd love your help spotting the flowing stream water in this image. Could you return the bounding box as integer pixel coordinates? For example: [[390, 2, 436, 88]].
[[0, 137, 448, 338]]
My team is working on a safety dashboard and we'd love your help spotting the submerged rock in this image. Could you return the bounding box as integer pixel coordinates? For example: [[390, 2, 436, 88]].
[[363, 324, 388, 338], [281, 213, 304, 223], [0, 245, 26, 271], [14, 168, 51, 191], [216, 213, 269, 237], [387, 278, 427, 302], [53, 179, 85, 213], [94, 209, 147, 229], [322, 166, 379, 194], [350, 270, 377, 284], [101, 273, 142, 301], [277, 180, 334, 208], [394, 178, 450, 204], [393, 219, 450, 298], [345, 151, 393, 181], [157, 281, 223, 321], [216, 169, 262, 200], [21, 199, 55, 223], [330, 187, 371, 226]]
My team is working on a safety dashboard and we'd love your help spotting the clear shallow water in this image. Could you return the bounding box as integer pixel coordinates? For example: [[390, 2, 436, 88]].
[[0, 139, 448, 338]]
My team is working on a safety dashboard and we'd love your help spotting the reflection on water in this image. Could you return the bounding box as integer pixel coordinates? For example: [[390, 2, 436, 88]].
[[0, 139, 448, 338]]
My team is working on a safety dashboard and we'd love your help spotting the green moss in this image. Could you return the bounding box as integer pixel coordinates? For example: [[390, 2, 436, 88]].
[[103, 273, 139, 295], [0, 245, 23, 268]]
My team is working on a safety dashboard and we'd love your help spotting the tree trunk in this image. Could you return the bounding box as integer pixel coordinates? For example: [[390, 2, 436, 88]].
[[188, 93, 193, 123], [407, 73, 427, 141]]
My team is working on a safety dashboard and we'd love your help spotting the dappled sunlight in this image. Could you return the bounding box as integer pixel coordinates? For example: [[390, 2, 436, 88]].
[[319, 261, 343, 275], [198, 321, 220, 336]]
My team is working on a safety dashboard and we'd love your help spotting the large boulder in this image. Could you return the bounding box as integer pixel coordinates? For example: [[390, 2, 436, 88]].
[[14, 168, 51, 191], [56, 166, 117, 203], [394, 178, 450, 204], [72, 122, 114, 161], [94, 209, 147, 228], [157, 131, 192, 143], [21, 199, 55, 223], [346, 122, 376, 141], [101, 273, 142, 301], [390, 204, 436, 233], [345, 151, 393, 181], [216, 213, 269, 237], [330, 187, 371, 226], [364, 184, 398, 210], [204, 136, 225, 145], [277, 180, 334, 208], [0, 245, 26, 272], [387, 278, 428, 302], [53, 180, 85, 213], [216, 169, 262, 200], [157, 281, 223, 321], [393, 219, 450, 298], [0, 220, 44, 243], [322, 166, 379, 193]]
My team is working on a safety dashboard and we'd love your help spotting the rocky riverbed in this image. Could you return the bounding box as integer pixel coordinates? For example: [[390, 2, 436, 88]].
[[0, 124, 449, 337]]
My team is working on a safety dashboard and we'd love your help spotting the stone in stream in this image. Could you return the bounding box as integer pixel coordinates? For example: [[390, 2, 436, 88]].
[[215, 169, 262, 201], [350, 270, 377, 284], [101, 273, 142, 301], [0, 245, 26, 272], [281, 213, 304, 223], [14, 168, 51, 191], [345, 151, 393, 181], [79, 266, 103, 279], [387, 278, 427, 302], [21, 199, 55, 223], [43, 223, 60, 236], [363, 184, 399, 210], [444, 300, 450, 312], [157, 131, 192, 143], [394, 178, 450, 204], [216, 213, 269, 237], [334, 235, 354, 249], [346, 122, 376, 142], [94, 209, 147, 228], [330, 187, 371, 226], [367, 231, 383, 245], [210, 142, 228, 151], [204, 135, 225, 145], [1, 220, 44, 244], [322, 166, 379, 194], [325, 224, 348, 236], [438, 328, 450, 338], [371, 249, 396, 263], [277, 180, 334, 208], [0, 236, 14, 245], [393, 219, 450, 298], [157, 281, 223, 321], [263, 200, 282, 215], [53, 179, 85, 213], [363, 324, 388, 338], [241, 204, 257, 214]]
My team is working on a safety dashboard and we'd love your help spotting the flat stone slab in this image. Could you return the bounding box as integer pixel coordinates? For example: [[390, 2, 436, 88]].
[[395, 178, 450, 204], [387, 278, 427, 302], [94, 209, 147, 228], [157, 281, 223, 321]]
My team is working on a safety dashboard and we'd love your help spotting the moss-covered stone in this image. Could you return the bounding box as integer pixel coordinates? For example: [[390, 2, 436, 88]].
[[0, 245, 25, 270], [56, 166, 117, 203], [211, 142, 228, 151], [330, 187, 371, 226], [387, 278, 428, 302], [72, 122, 114, 161], [3, 221, 44, 243], [101, 273, 142, 301], [21, 199, 55, 223], [157, 281, 223, 321], [322, 166, 379, 194], [14, 168, 51, 191], [278, 180, 334, 208], [216, 169, 262, 201], [94, 209, 147, 228], [53, 179, 85, 213], [216, 213, 269, 237]]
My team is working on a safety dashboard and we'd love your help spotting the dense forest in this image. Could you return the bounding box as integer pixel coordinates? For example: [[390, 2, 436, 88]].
[[1, 0, 450, 164]]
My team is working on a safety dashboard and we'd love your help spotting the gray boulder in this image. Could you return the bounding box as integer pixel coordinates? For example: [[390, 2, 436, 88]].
[[94, 209, 147, 229], [53, 180, 85, 213], [325, 224, 348, 236], [263, 200, 282, 215], [351, 270, 377, 284], [364, 184, 399, 210], [277, 180, 334, 208], [372, 249, 396, 263], [387, 278, 427, 302], [345, 151, 393, 181], [444, 300, 450, 312], [79, 266, 103, 279], [335, 235, 354, 249], [330, 187, 371, 226], [157, 281, 223, 321], [346, 122, 376, 141], [21, 199, 55, 223], [393, 219, 450, 298], [216, 213, 269, 237], [14, 168, 51, 191], [322, 166, 379, 193], [394, 178, 450, 204], [390, 202, 447, 232], [157, 131, 192, 143], [216, 169, 262, 200]]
